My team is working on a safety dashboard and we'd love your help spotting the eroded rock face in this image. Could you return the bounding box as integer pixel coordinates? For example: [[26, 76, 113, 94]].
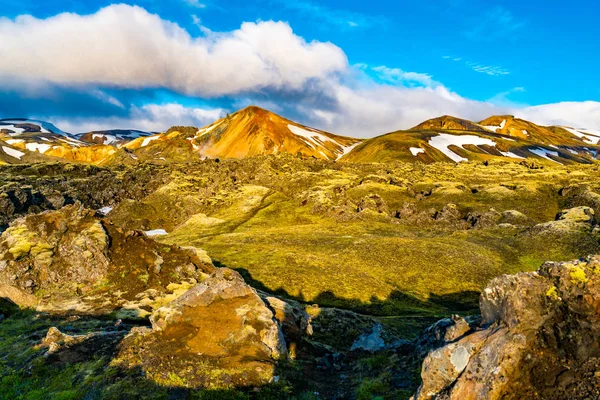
[[116, 268, 287, 388], [414, 255, 600, 400]]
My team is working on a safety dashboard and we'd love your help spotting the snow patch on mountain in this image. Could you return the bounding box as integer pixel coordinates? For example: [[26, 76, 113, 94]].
[[141, 135, 160, 147], [428, 134, 496, 162], [337, 142, 362, 159], [2, 146, 25, 159], [25, 143, 52, 153], [530, 147, 560, 163], [288, 124, 337, 148], [409, 147, 425, 156], [197, 121, 223, 137], [482, 120, 506, 132]]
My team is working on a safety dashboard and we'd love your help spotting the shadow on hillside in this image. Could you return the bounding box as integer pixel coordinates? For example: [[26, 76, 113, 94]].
[[220, 262, 481, 316], [0, 261, 483, 399]]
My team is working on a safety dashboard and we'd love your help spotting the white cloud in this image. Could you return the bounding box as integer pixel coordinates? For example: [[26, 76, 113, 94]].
[[0, 5, 347, 96], [371, 65, 440, 88], [298, 76, 504, 137], [183, 0, 206, 8], [515, 101, 600, 130], [45, 103, 225, 133], [466, 62, 510, 76], [272, 0, 385, 29]]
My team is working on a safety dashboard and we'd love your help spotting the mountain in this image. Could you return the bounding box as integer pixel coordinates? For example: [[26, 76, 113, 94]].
[[2, 112, 599, 166], [411, 115, 489, 133], [478, 115, 585, 146], [76, 129, 153, 146], [342, 115, 600, 165], [0, 118, 123, 165], [167, 106, 361, 160], [0, 118, 67, 136]]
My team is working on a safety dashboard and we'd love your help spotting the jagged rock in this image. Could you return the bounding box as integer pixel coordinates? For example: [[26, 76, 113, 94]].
[[38, 326, 127, 364], [350, 323, 386, 352], [434, 203, 462, 222], [465, 208, 501, 228], [117, 268, 287, 388], [413, 255, 600, 400], [260, 293, 312, 358], [0, 284, 36, 309], [415, 315, 475, 357]]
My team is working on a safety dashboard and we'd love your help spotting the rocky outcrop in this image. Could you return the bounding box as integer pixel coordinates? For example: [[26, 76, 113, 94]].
[[533, 206, 597, 234], [0, 204, 292, 389], [116, 268, 287, 388], [413, 255, 600, 400], [0, 204, 214, 315]]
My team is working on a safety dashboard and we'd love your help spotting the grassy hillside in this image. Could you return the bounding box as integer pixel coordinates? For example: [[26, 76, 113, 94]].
[[107, 155, 600, 316]]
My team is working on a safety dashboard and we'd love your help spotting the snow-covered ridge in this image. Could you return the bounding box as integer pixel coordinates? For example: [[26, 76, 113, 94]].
[[92, 133, 118, 145], [562, 126, 600, 142], [0, 124, 26, 136], [0, 119, 66, 136]]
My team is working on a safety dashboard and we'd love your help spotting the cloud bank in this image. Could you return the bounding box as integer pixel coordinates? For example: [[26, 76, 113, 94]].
[[0, 4, 597, 136], [0, 5, 347, 96]]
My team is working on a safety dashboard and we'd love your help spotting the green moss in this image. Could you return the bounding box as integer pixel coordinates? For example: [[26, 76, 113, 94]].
[[545, 286, 559, 300], [570, 266, 588, 285]]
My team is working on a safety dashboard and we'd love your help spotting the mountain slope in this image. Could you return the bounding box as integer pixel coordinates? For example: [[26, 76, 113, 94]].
[[343, 115, 600, 165], [178, 106, 361, 160], [478, 115, 585, 146], [411, 115, 489, 133], [76, 129, 153, 146]]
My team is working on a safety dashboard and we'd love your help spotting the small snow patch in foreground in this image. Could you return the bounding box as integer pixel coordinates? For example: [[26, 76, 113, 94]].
[[482, 120, 506, 132], [25, 143, 52, 154], [97, 206, 113, 215], [145, 229, 168, 237]]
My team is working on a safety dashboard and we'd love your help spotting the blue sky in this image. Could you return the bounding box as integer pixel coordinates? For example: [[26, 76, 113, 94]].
[[0, 0, 598, 136]]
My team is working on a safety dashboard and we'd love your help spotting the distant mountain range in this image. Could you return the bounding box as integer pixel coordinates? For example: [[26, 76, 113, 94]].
[[1, 109, 599, 166]]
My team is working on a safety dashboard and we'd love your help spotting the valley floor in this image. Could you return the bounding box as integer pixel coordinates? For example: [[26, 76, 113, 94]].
[[1, 156, 600, 399]]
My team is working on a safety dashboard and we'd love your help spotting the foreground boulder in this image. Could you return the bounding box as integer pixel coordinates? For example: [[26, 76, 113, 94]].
[[116, 268, 287, 388], [0, 204, 214, 315], [414, 255, 600, 400]]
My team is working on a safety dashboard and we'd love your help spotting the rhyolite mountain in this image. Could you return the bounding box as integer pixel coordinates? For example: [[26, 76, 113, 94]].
[[2, 109, 599, 166], [343, 114, 600, 164]]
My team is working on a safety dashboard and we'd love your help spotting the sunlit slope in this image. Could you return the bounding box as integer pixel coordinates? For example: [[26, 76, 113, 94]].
[[343, 115, 600, 165], [167, 106, 362, 160]]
